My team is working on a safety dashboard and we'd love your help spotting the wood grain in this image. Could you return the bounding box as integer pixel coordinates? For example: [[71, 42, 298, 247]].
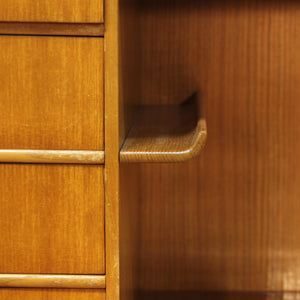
[[105, 0, 121, 299], [120, 93, 207, 163], [0, 274, 105, 289], [139, 291, 300, 300], [0, 0, 103, 23], [120, 0, 300, 292], [0, 150, 104, 164], [0, 36, 103, 150], [0, 289, 105, 300], [119, 0, 142, 299], [0, 165, 105, 274], [0, 22, 104, 36]]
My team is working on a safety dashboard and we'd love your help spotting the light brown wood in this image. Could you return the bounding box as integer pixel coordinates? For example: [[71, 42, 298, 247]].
[[120, 93, 207, 163], [0, 289, 105, 300], [0, 22, 104, 36], [104, 0, 121, 299], [0, 150, 104, 164], [0, 165, 105, 274], [119, 0, 300, 293], [0, 36, 103, 150], [0, 274, 105, 289], [0, 0, 103, 23]]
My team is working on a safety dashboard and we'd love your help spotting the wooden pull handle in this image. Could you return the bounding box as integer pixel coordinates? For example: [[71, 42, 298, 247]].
[[120, 93, 207, 163], [0, 274, 105, 289]]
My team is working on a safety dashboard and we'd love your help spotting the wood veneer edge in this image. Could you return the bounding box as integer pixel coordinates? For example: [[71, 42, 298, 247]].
[[104, 0, 121, 299]]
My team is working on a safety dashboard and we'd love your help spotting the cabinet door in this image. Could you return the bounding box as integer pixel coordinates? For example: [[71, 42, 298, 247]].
[[0, 0, 103, 23], [0, 165, 105, 274], [0, 36, 103, 150]]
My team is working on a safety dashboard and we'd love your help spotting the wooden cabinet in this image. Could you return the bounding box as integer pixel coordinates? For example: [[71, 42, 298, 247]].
[[1, 0, 299, 300], [0, 0, 104, 23]]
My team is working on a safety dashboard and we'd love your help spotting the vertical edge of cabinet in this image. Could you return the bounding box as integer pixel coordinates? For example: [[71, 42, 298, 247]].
[[105, 0, 143, 298], [104, 0, 121, 299]]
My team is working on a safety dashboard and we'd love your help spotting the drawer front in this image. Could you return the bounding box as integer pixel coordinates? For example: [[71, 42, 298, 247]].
[[0, 165, 105, 274], [0, 0, 103, 23], [0, 36, 103, 150], [0, 289, 105, 300]]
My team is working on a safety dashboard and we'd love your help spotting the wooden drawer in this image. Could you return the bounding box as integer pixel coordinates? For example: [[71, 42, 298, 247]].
[[0, 165, 105, 274], [0, 36, 103, 150], [0, 289, 105, 300], [0, 0, 103, 23]]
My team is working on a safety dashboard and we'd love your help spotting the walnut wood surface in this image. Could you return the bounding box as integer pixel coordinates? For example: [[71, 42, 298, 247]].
[[120, 93, 207, 163], [0, 22, 104, 36], [0, 0, 103, 23], [0, 150, 104, 164], [0, 274, 106, 289], [0, 289, 105, 300], [0, 36, 103, 150], [0, 165, 105, 274], [120, 0, 300, 293]]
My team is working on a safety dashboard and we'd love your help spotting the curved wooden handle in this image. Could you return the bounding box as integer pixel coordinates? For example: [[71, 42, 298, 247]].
[[0, 274, 105, 289], [120, 93, 207, 163]]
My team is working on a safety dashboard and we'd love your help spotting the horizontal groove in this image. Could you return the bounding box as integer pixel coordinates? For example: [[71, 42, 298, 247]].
[[0, 22, 104, 36], [0, 274, 106, 289], [0, 150, 104, 164]]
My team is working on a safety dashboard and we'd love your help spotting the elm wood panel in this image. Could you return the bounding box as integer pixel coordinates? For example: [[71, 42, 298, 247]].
[[124, 0, 300, 292], [0, 22, 105, 37], [0, 274, 106, 289], [120, 94, 207, 163], [0, 165, 105, 274], [0, 0, 103, 23], [0, 36, 103, 150], [0, 289, 105, 300]]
